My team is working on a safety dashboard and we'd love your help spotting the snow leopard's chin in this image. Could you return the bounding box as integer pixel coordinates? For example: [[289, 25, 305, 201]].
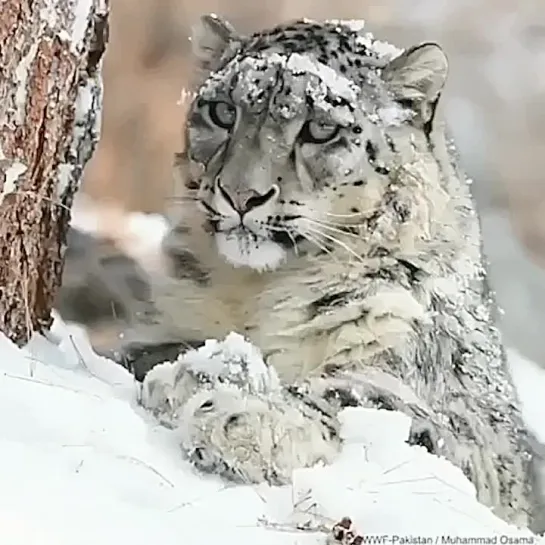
[[215, 229, 287, 272]]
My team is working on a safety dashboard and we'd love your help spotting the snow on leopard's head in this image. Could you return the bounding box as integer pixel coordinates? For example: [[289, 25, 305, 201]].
[[178, 16, 450, 272]]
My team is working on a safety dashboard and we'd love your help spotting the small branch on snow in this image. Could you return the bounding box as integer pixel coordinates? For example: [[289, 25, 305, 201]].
[[256, 515, 365, 545]]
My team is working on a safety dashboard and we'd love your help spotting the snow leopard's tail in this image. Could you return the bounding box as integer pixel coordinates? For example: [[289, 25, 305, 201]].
[[56, 197, 193, 380], [57, 227, 149, 334], [56, 198, 156, 350]]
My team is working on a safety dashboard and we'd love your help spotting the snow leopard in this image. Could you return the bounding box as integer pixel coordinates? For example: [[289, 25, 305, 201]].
[[57, 16, 542, 529]]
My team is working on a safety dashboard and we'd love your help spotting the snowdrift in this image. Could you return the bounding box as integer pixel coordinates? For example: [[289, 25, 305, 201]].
[[0, 315, 541, 545]]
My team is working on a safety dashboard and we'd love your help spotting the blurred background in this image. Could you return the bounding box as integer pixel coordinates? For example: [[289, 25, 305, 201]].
[[79, 0, 545, 368]]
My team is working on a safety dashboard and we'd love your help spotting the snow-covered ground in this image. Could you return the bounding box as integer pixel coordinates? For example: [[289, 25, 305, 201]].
[[0, 312, 544, 544], [1, 201, 542, 543]]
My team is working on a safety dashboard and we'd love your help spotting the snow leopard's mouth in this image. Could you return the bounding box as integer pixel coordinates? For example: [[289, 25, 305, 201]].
[[208, 219, 304, 249], [208, 220, 306, 271], [214, 227, 286, 271], [269, 229, 306, 249], [215, 225, 271, 249]]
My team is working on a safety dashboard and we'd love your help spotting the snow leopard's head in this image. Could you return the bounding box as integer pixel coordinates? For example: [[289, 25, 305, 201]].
[[178, 16, 449, 272]]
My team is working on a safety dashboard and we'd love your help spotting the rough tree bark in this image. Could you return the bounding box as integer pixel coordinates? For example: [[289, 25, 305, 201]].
[[0, 0, 109, 345]]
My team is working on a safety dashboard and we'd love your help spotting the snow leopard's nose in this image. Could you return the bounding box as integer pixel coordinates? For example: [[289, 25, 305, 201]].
[[215, 179, 279, 216]]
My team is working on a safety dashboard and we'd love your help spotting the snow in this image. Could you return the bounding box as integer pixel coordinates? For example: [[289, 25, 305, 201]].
[[177, 88, 196, 106], [56, 71, 104, 199], [326, 19, 367, 33], [1, 161, 27, 204], [377, 105, 413, 126], [55, 0, 109, 54], [174, 332, 280, 392], [0, 310, 543, 544], [40, 0, 107, 54], [57, 163, 74, 198], [287, 53, 357, 104], [141, 332, 282, 421], [39, 0, 58, 29], [368, 37, 404, 60], [322, 19, 403, 60], [70, 0, 94, 52], [357, 33, 404, 60], [14, 43, 39, 124]]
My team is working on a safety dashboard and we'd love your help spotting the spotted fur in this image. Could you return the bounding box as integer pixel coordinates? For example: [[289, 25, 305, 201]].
[[139, 336, 341, 485], [58, 16, 541, 528]]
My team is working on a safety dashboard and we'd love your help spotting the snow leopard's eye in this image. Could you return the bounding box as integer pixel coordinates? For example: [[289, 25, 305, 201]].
[[299, 120, 340, 144], [206, 101, 237, 130]]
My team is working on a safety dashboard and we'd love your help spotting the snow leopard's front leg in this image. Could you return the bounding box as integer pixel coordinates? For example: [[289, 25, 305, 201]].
[[141, 336, 341, 484], [307, 371, 533, 527], [268, 283, 428, 381], [354, 286, 429, 359]]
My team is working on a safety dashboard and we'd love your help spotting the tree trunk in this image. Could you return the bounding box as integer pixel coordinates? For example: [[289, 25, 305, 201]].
[[0, 0, 109, 345]]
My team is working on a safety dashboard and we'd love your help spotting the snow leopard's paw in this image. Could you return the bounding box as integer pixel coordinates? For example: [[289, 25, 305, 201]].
[[359, 287, 427, 353], [140, 360, 184, 427], [176, 333, 281, 396], [141, 356, 219, 427], [140, 334, 283, 434], [179, 385, 340, 485]]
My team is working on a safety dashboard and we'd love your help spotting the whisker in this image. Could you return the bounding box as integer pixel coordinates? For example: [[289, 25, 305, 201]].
[[285, 230, 301, 256], [319, 218, 368, 228], [298, 229, 337, 260], [325, 210, 367, 219], [266, 221, 342, 262], [261, 221, 332, 260], [300, 217, 363, 240], [297, 212, 370, 228], [263, 223, 302, 256], [302, 224, 365, 263]]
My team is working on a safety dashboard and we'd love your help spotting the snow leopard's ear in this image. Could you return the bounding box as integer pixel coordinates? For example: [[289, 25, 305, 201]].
[[382, 43, 448, 133], [190, 14, 241, 80]]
